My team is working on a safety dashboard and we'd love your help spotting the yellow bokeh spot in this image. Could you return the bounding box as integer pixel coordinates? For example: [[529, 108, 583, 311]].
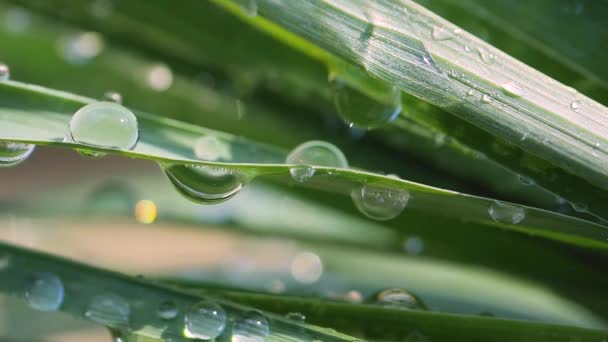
[[135, 200, 157, 224]]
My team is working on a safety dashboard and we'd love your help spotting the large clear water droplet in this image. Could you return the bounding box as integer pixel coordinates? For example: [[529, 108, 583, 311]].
[[351, 183, 410, 221], [194, 135, 231, 162], [85, 292, 131, 328], [0, 63, 10, 81], [157, 300, 179, 320], [488, 201, 526, 224], [370, 288, 427, 310], [0, 141, 35, 167], [501, 82, 524, 98], [24, 273, 64, 311], [289, 165, 315, 183], [286, 140, 348, 168], [331, 78, 401, 129], [163, 164, 244, 204], [69, 102, 139, 150], [232, 311, 270, 342], [184, 300, 226, 340]]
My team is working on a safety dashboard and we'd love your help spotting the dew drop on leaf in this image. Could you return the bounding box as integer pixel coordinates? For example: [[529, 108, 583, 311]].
[[162, 164, 244, 204], [85, 292, 130, 327], [232, 311, 270, 342], [103, 91, 123, 104], [24, 273, 64, 311], [369, 288, 427, 310], [570, 100, 581, 110], [481, 94, 493, 103], [351, 183, 410, 221], [69, 102, 139, 150], [157, 300, 179, 320], [501, 82, 525, 98], [488, 201, 526, 224], [518, 175, 535, 186], [184, 300, 226, 340], [0, 141, 35, 167], [285, 312, 306, 323], [286, 140, 348, 168], [331, 77, 401, 129], [289, 165, 315, 183], [0, 63, 10, 81]]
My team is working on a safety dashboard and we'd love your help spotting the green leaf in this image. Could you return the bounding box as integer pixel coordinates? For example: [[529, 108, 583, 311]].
[[1, 80, 607, 250], [0, 241, 360, 341]]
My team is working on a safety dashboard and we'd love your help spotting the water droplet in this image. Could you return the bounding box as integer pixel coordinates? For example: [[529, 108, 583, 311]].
[[291, 251, 323, 284], [518, 175, 535, 186], [481, 94, 493, 103], [289, 165, 315, 183], [571, 201, 588, 213], [85, 292, 130, 327], [501, 82, 524, 98], [285, 312, 306, 323], [232, 311, 270, 342], [24, 273, 64, 311], [0, 141, 35, 167], [157, 300, 179, 320], [135, 199, 157, 224], [184, 300, 226, 340], [0, 63, 10, 81], [488, 201, 526, 224], [431, 26, 452, 40], [5, 7, 31, 34], [286, 140, 348, 169], [351, 183, 410, 221], [103, 91, 123, 104], [371, 288, 427, 310], [403, 236, 424, 255], [466, 88, 475, 96], [194, 135, 231, 161], [69, 102, 139, 150], [331, 78, 401, 129], [58, 32, 104, 64], [145, 64, 173, 91], [163, 164, 244, 204], [570, 101, 581, 110], [234, 0, 258, 17]]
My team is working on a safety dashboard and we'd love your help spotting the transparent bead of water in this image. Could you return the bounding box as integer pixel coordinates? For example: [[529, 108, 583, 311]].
[[24, 273, 64, 311], [501, 82, 524, 98], [103, 91, 123, 104], [69, 102, 139, 150], [518, 175, 535, 186], [157, 300, 179, 320], [162, 164, 244, 204], [488, 201, 526, 224], [570, 101, 581, 110], [232, 311, 270, 342], [289, 165, 315, 183], [0, 141, 35, 167], [0, 63, 10, 81], [481, 94, 493, 103], [331, 78, 401, 129], [370, 288, 427, 310], [351, 183, 410, 221], [194, 135, 231, 161], [286, 140, 348, 168], [184, 300, 226, 340], [85, 292, 131, 328], [285, 312, 306, 323]]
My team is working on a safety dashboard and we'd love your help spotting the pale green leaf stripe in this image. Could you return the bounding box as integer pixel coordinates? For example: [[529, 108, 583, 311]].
[[1, 80, 608, 249], [0, 242, 359, 342], [214, 0, 608, 193]]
